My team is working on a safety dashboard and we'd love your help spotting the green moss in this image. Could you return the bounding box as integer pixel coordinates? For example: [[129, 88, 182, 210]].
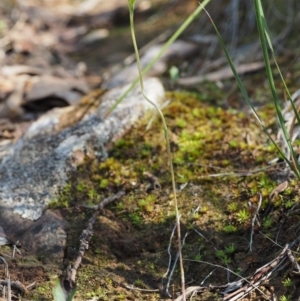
[[48, 183, 72, 208], [87, 188, 98, 200], [228, 140, 238, 148], [223, 224, 238, 233], [235, 209, 250, 223], [129, 212, 143, 226], [100, 178, 110, 188], [76, 181, 88, 192], [176, 118, 187, 128], [46, 89, 295, 300], [227, 202, 238, 213]]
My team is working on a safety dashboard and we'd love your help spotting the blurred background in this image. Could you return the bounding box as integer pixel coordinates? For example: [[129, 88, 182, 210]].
[[0, 0, 299, 122]]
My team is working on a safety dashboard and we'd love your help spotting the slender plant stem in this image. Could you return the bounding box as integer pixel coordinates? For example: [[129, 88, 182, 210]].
[[128, 4, 186, 300], [105, 0, 211, 117]]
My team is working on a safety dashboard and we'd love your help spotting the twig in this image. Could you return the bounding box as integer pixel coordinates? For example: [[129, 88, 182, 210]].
[[187, 162, 283, 178], [62, 191, 125, 292], [201, 268, 217, 285], [143, 171, 162, 190], [25, 281, 36, 291], [73, 190, 124, 280], [123, 284, 159, 292], [0, 281, 26, 296], [287, 248, 300, 274], [175, 237, 300, 301]]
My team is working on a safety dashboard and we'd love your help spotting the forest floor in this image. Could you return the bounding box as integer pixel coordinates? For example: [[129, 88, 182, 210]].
[[1, 1, 300, 300]]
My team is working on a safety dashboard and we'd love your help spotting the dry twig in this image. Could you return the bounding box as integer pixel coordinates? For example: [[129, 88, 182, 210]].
[[175, 236, 300, 301], [60, 191, 125, 294]]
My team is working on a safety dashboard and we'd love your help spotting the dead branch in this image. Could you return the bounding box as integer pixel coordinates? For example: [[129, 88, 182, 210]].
[[61, 190, 125, 294], [0, 280, 26, 296]]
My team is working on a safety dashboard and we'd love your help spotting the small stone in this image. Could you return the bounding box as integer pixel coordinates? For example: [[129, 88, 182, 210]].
[[19, 210, 68, 263]]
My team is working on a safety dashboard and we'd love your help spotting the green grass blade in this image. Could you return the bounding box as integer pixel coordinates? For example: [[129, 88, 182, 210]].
[[202, 4, 296, 173], [105, 0, 211, 117], [260, 4, 300, 132], [254, 0, 300, 177], [128, 4, 187, 299]]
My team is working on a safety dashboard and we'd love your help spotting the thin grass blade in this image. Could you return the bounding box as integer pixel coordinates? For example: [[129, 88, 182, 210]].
[[254, 0, 300, 177], [202, 4, 295, 173], [105, 0, 211, 117]]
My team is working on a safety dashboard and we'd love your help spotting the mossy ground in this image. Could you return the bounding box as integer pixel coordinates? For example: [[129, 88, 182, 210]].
[[0, 1, 299, 300], [18, 86, 300, 300]]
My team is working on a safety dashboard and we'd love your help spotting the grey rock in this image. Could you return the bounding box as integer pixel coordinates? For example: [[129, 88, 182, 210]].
[[19, 210, 68, 263], [0, 77, 165, 260]]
